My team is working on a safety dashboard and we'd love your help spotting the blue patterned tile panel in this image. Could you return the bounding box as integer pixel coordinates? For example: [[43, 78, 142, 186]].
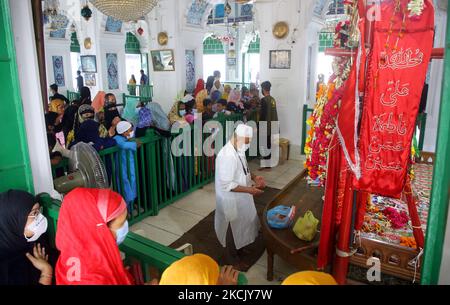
[[106, 53, 119, 90], [105, 16, 123, 32], [52, 56, 65, 87]]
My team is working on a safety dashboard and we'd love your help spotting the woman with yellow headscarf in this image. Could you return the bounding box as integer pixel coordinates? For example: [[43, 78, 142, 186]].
[[48, 99, 65, 115], [281, 271, 338, 285], [159, 254, 239, 285]]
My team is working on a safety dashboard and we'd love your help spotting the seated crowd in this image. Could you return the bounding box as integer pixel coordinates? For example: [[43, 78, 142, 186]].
[[46, 72, 263, 181], [46, 72, 262, 161]]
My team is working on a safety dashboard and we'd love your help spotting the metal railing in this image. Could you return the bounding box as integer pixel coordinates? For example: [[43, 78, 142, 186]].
[[416, 112, 427, 153], [126, 85, 153, 98], [52, 114, 245, 224], [222, 81, 251, 89], [67, 90, 80, 102], [301, 104, 314, 155]]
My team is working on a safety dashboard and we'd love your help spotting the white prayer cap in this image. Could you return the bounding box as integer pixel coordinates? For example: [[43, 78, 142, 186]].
[[116, 121, 132, 134], [235, 124, 253, 139], [181, 94, 194, 104]]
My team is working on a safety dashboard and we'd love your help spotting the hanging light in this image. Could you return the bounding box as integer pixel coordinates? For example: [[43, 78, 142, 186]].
[[89, 0, 159, 22]]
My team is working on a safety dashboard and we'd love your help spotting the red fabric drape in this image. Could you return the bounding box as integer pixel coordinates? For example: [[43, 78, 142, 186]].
[[354, 0, 435, 198], [336, 19, 366, 180], [317, 135, 341, 269], [56, 188, 132, 285], [333, 169, 355, 285], [403, 176, 425, 248]]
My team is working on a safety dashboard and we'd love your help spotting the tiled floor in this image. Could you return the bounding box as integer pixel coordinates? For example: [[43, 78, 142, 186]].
[[131, 157, 305, 285]]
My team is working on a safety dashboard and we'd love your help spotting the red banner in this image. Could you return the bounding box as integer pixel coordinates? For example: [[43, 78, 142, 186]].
[[336, 19, 366, 180], [354, 0, 434, 198]]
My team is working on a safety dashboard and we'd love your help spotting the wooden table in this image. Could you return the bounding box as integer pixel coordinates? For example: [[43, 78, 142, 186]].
[[261, 169, 324, 281]]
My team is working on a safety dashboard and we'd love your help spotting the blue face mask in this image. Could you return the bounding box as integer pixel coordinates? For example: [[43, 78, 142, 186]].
[[179, 110, 186, 116], [114, 220, 129, 245]]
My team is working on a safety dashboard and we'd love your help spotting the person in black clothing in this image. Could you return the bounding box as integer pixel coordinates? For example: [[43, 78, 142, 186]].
[[45, 111, 63, 135], [104, 93, 122, 132], [49, 84, 69, 105], [202, 98, 215, 123], [61, 99, 81, 140], [76, 71, 84, 93], [0, 190, 54, 285], [205, 76, 215, 95], [71, 104, 116, 151], [80, 86, 92, 105]]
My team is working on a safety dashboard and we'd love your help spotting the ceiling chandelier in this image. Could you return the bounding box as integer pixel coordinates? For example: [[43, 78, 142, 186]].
[[89, 0, 159, 22]]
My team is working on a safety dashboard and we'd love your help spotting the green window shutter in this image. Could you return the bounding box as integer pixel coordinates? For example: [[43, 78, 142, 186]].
[[318, 31, 334, 52], [203, 37, 224, 55], [247, 37, 260, 54], [125, 32, 141, 54], [0, 0, 34, 193], [70, 32, 80, 53]]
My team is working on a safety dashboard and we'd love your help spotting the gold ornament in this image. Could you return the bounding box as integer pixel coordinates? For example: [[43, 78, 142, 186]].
[[157, 32, 168, 46], [273, 21, 289, 39], [84, 37, 92, 49]]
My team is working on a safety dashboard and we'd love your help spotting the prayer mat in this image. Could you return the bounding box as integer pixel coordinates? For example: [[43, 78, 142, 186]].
[[169, 187, 281, 272]]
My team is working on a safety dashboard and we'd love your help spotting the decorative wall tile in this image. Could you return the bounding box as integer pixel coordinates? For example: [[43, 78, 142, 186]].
[[49, 14, 69, 38], [241, 4, 253, 17], [185, 50, 195, 93], [106, 53, 119, 90], [52, 56, 65, 87], [105, 16, 123, 33], [186, 0, 209, 26]]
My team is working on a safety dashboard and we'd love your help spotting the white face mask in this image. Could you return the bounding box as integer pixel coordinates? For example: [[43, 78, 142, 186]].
[[238, 143, 250, 153], [24, 213, 48, 242], [135, 107, 141, 114], [114, 220, 129, 245], [127, 131, 135, 139], [179, 110, 186, 116]]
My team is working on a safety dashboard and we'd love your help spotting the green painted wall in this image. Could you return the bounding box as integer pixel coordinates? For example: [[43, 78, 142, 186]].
[[0, 0, 34, 193]]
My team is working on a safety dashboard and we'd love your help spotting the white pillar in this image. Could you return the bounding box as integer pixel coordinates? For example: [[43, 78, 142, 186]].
[[8, 0, 60, 199], [423, 8, 447, 153]]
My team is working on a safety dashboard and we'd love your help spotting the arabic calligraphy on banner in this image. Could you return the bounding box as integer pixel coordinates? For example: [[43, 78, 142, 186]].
[[379, 48, 424, 70], [354, 0, 434, 198]]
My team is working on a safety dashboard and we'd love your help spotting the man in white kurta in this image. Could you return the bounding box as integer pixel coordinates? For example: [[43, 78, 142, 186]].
[[215, 124, 266, 270]]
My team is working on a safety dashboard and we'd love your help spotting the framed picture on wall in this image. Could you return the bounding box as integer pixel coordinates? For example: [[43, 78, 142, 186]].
[[269, 50, 291, 69], [80, 55, 97, 73], [84, 73, 96, 86], [151, 49, 175, 71]]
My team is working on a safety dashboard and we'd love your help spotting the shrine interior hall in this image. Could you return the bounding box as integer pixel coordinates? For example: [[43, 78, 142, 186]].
[[1, 0, 450, 287]]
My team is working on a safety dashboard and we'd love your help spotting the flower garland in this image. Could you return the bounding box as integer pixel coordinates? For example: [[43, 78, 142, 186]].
[[304, 57, 352, 185], [304, 1, 358, 185], [400, 236, 417, 248], [382, 207, 409, 229]]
